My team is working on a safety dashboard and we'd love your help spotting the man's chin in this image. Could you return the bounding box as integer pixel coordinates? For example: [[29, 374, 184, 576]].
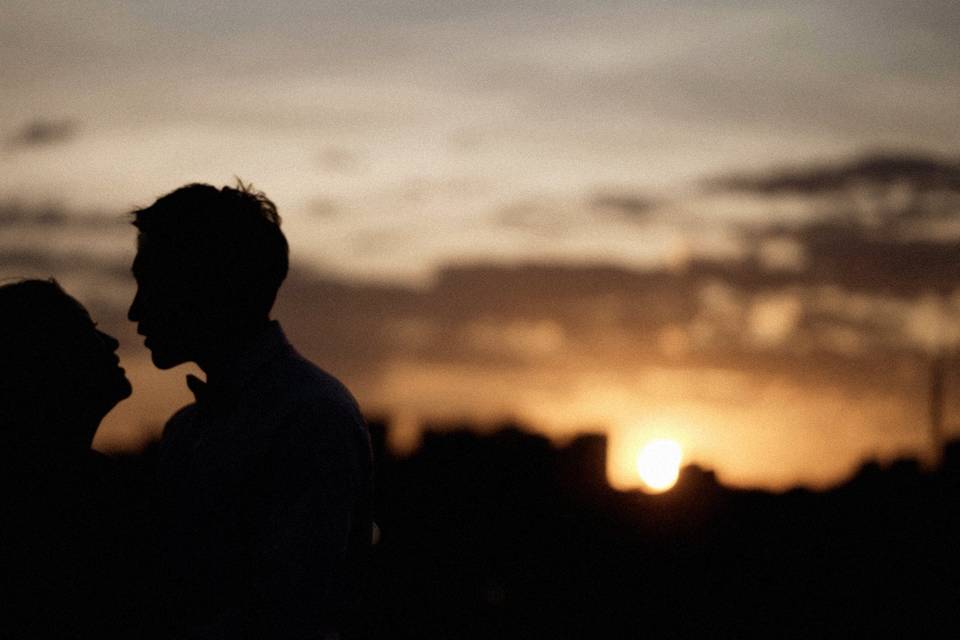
[[149, 349, 189, 370]]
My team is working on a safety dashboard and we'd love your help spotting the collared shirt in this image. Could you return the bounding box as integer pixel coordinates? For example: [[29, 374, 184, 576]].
[[157, 321, 372, 639]]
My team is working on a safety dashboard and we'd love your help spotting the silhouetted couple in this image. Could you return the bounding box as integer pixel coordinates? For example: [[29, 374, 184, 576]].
[[0, 184, 373, 639]]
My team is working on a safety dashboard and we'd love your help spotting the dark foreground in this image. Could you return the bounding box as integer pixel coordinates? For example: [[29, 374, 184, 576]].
[[112, 421, 958, 638]]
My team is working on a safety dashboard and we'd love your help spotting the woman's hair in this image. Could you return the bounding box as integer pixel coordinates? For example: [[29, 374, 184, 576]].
[[0, 279, 95, 432]]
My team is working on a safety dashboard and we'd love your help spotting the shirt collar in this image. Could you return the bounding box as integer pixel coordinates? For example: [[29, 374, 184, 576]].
[[186, 320, 292, 404]]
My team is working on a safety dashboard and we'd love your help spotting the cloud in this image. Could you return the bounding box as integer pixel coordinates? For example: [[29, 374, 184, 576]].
[[6, 119, 78, 149], [495, 201, 576, 238], [0, 201, 125, 228], [692, 151, 960, 304], [270, 256, 957, 379], [697, 152, 960, 302], [589, 192, 659, 221], [308, 197, 342, 219], [790, 222, 960, 295], [317, 147, 363, 174], [709, 151, 960, 196]]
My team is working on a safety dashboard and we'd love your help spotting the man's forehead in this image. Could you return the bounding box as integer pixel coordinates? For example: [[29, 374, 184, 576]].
[[131, 243, 197, 294], [131, 238, 162, 273]]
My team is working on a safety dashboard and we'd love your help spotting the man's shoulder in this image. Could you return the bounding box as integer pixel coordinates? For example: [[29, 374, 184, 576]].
[[270, 349, 362, 417], [165, 401, 199, 427], [265, 349, 370, 465], [159, 402, 199, 445]]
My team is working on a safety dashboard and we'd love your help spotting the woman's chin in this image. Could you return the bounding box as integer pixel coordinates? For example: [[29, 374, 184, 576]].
[[94, 372, 133, 419], [117, 371, 133, 400]]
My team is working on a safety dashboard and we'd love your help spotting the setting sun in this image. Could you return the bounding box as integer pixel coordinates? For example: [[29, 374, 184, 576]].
[[637, 439, 683, 492]]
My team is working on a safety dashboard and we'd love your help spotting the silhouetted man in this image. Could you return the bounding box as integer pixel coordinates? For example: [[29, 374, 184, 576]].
[[129, 183, 372, 639]]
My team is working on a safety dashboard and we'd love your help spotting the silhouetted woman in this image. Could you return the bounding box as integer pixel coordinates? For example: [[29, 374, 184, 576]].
[[0, 279, 134, 638]]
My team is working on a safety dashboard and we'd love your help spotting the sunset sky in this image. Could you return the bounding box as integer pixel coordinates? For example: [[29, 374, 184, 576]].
[[2, 1, 959, 489]]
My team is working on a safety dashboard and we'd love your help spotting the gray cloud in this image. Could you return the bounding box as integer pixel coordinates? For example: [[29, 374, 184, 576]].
[[308, 197, 343, 219], [709, 151, 960, 196], [589, 192, 659, 221], [317, 147, 363, 174], [5, 119, 78, 149], [495, 202, 574, 238], [0, 201, 126, 228], [705, 151, 960, 297]]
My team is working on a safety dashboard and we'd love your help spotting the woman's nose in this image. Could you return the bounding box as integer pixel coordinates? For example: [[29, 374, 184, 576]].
[[97, 329, 120, 352]]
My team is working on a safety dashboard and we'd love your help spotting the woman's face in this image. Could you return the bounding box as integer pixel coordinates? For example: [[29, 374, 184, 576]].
[[55, 298, 133, 423], [1, 281, 131, 449]]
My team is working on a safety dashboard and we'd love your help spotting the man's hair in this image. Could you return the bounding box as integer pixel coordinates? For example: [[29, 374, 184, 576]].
[[132, 181, 289, 316]]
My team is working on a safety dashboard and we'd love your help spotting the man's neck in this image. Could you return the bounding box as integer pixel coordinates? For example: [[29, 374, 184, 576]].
[[196, 318, 272, 386]]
